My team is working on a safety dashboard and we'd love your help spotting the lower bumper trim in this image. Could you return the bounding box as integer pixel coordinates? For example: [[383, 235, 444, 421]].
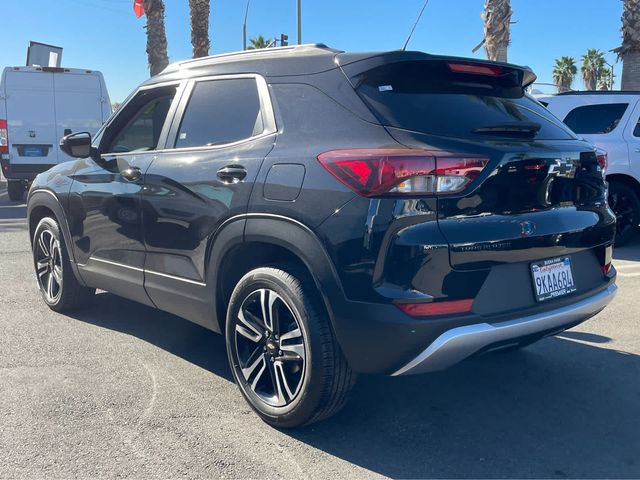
[[392, 284, 618, 376]]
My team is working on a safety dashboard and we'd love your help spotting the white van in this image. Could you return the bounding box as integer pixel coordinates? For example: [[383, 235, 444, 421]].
[[0, 66, 111, 200]]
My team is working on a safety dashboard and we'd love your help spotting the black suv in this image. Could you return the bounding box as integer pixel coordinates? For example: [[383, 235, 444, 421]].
[[27, 45, 617, 427]]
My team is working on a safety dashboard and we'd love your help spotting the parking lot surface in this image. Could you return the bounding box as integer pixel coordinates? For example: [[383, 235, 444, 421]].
[[1, 187, 639, 479]]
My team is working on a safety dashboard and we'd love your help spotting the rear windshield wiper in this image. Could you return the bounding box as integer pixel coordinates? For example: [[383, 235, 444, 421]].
[[472, 122, 541, 138]]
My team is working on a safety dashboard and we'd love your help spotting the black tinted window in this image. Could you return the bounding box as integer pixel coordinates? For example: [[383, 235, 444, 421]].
[[353, 61, 574, 141], [104, 88, 176, 153], [175, 78, 263, 148], [563, 103, 628, 134]]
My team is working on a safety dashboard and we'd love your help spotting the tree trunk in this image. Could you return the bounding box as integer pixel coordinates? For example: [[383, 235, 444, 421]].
[[622, 51, 640, 89], [189, 0, 210, 58], [143, 0, 169, 77], [493, 45, 508, 63], [483, 0, 512, 62]]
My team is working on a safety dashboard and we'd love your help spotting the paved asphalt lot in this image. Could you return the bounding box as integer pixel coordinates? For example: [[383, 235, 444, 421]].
[[0, 186, 639, 479]]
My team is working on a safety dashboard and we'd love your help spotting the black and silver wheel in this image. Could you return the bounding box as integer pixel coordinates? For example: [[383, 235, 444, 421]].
[[608, 181, 640, 246], [226, 267, 355, 428], [34, 226, 63, 304], [32, 217, 95, 311]]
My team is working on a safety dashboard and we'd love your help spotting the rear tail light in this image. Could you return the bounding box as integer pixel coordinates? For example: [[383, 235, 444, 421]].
[[317, 149, 489, 197], [395, 299, 474, 317], [0, 119, 8, 155], [601, 245, 613, 276], [596, 149, 608, 173]]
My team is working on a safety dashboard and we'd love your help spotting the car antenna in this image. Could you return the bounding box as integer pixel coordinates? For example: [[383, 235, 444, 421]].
[[402, 0, 430, 51]]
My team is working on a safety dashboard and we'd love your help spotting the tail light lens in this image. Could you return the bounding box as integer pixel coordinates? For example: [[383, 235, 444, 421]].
[[596, 149, 608, 173], [317, 149, 489, 197], [0, 119, 8, 155]]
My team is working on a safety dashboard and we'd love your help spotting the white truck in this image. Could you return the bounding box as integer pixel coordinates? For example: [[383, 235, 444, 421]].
[[0, 66, 111, 201], [545, 91, 640, 245]]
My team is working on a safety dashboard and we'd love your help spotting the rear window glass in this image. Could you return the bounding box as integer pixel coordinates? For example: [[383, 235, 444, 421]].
[[563, 103, 628, 135], [352, 61, 575, 141]]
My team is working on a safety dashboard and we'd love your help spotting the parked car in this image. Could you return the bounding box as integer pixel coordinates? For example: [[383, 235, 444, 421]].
[[0, 66, 111, 201], [545, 91, 640, 245], [26, 45, 617, 427]]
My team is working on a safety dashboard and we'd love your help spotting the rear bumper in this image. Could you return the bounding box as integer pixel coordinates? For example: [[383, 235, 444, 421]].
[[391, 283, 617, 376], [0, 159, 55, 181]]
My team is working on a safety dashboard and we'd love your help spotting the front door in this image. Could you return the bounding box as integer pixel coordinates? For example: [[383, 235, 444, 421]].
[[140, 75, 277, 324], [70, 83, 182, 305]]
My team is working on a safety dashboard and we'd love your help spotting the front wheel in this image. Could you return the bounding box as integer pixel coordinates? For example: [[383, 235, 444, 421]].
[[608, 181, 640, 246], [33, 217, 95, 311], [225, 267, 355, 428]]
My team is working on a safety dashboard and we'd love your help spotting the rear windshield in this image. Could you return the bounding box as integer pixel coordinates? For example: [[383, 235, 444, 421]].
[[352, 61, 575, 141]]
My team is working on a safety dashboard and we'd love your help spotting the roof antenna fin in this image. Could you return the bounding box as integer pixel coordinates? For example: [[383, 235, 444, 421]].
[[402, 0, 430, 51]]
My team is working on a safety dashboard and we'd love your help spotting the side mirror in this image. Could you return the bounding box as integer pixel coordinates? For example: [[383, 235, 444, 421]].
[[60, 132, 92, 158]]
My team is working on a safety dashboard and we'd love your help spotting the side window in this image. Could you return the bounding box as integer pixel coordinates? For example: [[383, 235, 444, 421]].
[[563, 103, 628, 135], [175, 78, 264, 149], [101, 86, 177, 154]]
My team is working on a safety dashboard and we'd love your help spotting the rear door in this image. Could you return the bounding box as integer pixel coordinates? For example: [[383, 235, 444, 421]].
[[141, 74, 277, 323], [4, 70, 58, 167], [53, 72, 106, 161]]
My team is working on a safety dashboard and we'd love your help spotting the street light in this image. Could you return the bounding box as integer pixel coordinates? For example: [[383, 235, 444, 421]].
[[243, 0, 251, 50], [297, 0, 302, 45], [604, 60, 616, 91]]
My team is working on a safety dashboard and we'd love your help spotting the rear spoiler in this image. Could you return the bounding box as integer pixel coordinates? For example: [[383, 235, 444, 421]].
[[336, 51, 537, 89]]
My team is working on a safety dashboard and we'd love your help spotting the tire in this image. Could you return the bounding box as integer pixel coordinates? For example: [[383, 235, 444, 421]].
[[608, 181, 640, 246], [32, 217, 95, 312], [7, 181, 25, 202], [225, 267, 355, 428]]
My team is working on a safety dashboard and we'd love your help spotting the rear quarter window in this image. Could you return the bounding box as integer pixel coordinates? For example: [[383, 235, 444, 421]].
[[563, 103, 628, 135]]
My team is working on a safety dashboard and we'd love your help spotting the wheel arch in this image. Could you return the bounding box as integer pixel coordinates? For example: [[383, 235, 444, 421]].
[[607, 173, 640, 197], [207, 215, 345, 335]]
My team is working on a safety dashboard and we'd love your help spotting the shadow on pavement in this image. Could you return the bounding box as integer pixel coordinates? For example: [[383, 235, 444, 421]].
[[68, 292, 233, 382], [67, 292, 640, 478]]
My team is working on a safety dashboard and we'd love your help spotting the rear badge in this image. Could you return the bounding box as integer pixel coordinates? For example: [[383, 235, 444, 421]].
[[520, 220, 536, 237], [548, 158, 576, 178]]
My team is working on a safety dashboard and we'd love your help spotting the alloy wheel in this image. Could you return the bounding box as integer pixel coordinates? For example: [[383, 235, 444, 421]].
[[35, 229, 63, 303], [234, 288, 306, 407]]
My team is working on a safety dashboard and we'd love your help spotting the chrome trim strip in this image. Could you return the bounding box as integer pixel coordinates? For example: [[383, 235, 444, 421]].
[[392, 284, 618, 376], [85, 256, 144, 272], [30, 188, 59, 202], [145, 269, 206, 287], [81, 256, 206, 286]]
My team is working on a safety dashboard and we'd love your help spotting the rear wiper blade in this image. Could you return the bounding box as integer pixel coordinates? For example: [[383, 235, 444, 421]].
[[472, 122, 541, 137]]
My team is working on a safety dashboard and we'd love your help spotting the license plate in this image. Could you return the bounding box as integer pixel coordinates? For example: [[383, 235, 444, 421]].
[[22, 147, 45, 157], [531, 257, 577, 302]]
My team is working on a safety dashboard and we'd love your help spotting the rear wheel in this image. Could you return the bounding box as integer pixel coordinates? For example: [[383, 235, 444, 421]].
[[7, 181, 25, 202], [226, 267, 355, 428], [33, 217, 95, 311], [608, 181, 640, 246]]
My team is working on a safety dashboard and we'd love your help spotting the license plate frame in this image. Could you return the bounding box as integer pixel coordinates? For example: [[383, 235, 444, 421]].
[[530, 257, 577, 302]]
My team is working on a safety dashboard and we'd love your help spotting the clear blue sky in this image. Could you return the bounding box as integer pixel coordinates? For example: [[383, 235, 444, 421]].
[[0, 0, 623, 101]]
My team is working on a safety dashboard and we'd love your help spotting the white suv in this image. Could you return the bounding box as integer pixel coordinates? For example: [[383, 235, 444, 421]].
[[545, 92, 640, 245]]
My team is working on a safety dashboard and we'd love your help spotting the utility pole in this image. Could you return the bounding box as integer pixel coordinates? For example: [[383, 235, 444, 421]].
[[243, 0, 251, 50], [297, 0, 302, 45]]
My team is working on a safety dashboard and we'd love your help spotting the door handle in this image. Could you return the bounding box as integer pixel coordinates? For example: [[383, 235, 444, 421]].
[[217, 165, 247, 183], [121, 166, 142, 182]]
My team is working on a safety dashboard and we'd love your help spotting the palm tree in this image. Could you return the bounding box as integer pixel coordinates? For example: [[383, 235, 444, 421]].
[[598, 68, 615, 90], [552, 56, 577, 92], [143, 0, 169, 76], [248, 35, 270, 50], [581, 49, 606, 90], [482, 0, 512, 62], [189, 0, 210, 58], [614, 0, 640, 89]]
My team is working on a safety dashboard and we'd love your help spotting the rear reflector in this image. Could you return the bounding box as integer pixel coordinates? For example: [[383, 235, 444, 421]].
[[0, 119, 8, 155], [596, 150, 608, 172], [395, 299, 474, 317], [448, 62, 504, 76], [317, 149, 488, 197]]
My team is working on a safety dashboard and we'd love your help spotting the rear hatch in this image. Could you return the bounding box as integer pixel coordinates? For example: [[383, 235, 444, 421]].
[[338, 52, 615, 306]]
